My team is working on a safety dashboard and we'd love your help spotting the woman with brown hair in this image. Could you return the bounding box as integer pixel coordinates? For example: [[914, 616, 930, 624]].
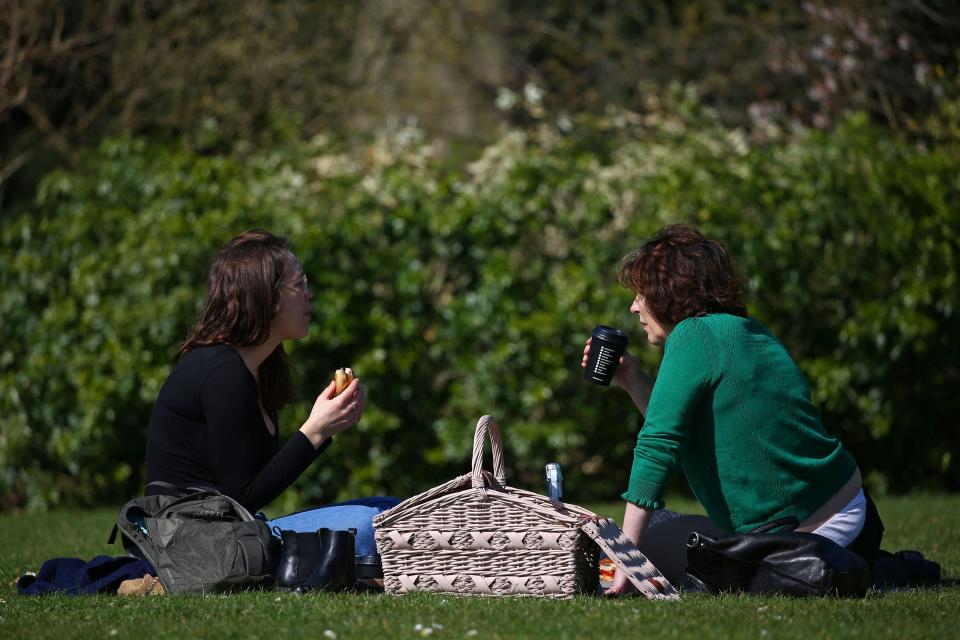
[[583, 224, 884, 595], [144, 229, 396, 558]]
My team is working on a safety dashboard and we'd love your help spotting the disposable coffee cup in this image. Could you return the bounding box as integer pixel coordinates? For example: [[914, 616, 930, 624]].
[[584, 325, 629, 386]]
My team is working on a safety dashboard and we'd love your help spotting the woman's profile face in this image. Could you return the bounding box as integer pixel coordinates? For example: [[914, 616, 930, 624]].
[[271, 252, 314, 342], [630, 294, 674, 346]]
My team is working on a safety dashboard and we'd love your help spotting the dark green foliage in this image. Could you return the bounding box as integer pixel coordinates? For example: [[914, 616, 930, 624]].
[[2, 104, 958, 510]]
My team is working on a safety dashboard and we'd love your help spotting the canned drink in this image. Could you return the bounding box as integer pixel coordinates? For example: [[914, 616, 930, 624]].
[[545, 462, 563, 501]]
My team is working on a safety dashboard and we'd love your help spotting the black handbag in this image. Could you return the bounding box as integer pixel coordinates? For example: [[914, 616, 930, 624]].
[[685, 517, 871, 597]]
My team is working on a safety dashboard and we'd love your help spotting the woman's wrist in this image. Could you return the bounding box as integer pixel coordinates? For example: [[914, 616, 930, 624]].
[[299, 422, 330, 449], [627, 386, 652, 416], [622, 501, 655, 547], [620, 370, 653, 415], [616, 371, 641, 397]]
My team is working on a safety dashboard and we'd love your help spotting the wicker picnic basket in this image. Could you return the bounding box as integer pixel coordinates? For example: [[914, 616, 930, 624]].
[[373, 415, 678, 600]]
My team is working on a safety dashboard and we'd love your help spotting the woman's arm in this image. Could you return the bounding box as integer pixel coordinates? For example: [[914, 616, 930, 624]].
[[622, 320, 715, 509], [202, 361, 319, 511], [581, 338, 655, 416], [605, 502, 656, 596], [615, 353, 655, 416], [201, 360, 366, 512]]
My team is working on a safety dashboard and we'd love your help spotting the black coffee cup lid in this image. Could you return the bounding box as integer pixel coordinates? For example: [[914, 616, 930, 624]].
[[592, 325, 629, 345]]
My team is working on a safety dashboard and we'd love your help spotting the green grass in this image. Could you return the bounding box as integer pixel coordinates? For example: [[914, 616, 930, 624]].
[[1, 496, 957, 639]]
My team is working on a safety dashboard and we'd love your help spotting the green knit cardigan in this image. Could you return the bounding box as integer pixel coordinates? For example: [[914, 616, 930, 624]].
[[623, 313, 857, 533]]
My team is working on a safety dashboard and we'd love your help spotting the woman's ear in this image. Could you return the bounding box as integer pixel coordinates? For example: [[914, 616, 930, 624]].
[[267, 298, 283, 325], [271, 285, 284, 316]]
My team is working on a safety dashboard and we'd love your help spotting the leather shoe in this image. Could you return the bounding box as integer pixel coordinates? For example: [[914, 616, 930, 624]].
[[300, 528, 357, 592], [276, 529, 324, 591]]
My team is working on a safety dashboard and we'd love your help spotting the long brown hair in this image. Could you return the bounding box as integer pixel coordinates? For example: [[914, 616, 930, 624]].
[[178, 228, 296, 413], [619, 224, 747, 325]]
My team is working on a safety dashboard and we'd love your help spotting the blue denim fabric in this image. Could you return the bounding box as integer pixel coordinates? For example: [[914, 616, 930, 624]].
[[267, 496, 400, 557]]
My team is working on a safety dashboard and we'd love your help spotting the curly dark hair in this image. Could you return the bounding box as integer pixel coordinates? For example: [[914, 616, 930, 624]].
[[618, 224, 747, 326]]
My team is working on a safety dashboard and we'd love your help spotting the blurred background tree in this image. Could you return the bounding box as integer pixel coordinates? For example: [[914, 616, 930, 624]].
[[4, 0, 959, 212], [1, 0, 958, 510]]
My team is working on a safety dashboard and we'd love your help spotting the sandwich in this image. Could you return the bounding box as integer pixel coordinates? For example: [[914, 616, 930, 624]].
[[333, 367, 355, 396]]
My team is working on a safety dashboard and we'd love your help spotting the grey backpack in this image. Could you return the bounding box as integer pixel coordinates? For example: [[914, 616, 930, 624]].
[[108, 483, 277, 594]]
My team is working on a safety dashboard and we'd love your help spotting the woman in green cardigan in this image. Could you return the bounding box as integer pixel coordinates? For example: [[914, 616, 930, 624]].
[[583, 224, 884, 596]]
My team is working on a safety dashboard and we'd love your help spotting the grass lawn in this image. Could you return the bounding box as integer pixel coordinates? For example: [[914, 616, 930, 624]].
[[0, 495, 957, 639]]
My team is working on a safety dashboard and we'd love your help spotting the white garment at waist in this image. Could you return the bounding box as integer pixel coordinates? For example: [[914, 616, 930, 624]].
[[810, 489, 866, 547]]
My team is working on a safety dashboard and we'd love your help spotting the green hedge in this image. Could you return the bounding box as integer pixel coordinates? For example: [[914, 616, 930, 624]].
[[2, 110, 958, 510]]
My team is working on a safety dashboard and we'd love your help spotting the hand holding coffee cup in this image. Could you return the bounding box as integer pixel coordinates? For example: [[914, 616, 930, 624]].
[[582, 325, 629, 386]]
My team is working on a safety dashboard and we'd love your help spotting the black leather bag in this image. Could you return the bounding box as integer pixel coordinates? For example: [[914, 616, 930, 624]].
[[685, 517, 871, 597]]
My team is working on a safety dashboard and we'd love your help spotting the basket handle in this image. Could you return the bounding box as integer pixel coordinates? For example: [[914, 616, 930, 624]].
[[471, 415, 507, 488]]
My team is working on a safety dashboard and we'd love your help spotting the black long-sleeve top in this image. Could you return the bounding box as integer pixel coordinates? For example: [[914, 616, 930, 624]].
[[144, 344, 329, 512]]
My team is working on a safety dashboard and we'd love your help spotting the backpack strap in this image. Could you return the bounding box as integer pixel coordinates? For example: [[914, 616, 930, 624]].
[[145, 480, 185, 495], [145, 481, 226, 499], [237, 527, 269, 576]]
